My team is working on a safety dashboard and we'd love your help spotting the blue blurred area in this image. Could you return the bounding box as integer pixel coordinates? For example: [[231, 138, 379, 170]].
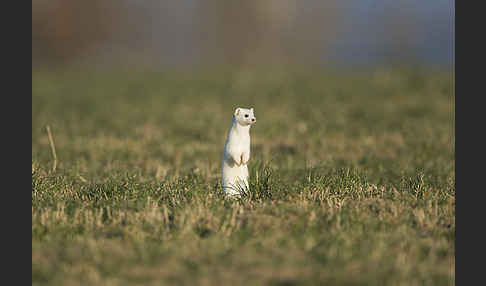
[[329, 0, 453, 67]]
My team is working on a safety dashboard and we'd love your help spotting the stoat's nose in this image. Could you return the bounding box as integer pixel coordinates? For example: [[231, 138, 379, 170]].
[[251, 118, 256, 122]]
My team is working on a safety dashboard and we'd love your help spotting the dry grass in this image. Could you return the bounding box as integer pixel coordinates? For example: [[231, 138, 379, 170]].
[[32, 68, 454, 285]]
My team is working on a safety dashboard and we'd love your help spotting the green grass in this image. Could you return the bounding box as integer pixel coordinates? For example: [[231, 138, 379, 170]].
[[32, 68, 454, 285]]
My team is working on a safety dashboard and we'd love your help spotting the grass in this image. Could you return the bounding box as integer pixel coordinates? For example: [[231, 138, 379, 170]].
[[32, 67, 455, 285]]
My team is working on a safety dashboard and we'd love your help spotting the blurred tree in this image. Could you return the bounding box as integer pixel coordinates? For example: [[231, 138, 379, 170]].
[[32, 0, 116, 66], [195, 0, 339, 67]]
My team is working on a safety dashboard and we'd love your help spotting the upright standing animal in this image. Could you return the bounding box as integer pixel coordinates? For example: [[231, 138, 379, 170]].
[[221, 107, 256, 196]]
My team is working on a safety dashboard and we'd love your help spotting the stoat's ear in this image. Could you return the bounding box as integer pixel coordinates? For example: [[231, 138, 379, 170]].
[[234, 108, 240, 116], [250, 108, 254, 113]]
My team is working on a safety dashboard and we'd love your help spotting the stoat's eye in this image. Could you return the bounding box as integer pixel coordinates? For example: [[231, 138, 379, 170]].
[[244, 114, 249, 118]]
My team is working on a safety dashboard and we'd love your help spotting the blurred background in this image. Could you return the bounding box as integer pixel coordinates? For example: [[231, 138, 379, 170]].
[[32, 0, 454, 71], [32, 3, 455, 284]]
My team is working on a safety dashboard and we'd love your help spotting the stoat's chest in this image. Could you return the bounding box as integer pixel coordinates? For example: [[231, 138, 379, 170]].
[[225, 132, 250, 153]]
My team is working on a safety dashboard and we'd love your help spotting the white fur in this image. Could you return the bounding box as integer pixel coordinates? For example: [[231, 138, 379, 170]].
[[221, 107, 256, 196]]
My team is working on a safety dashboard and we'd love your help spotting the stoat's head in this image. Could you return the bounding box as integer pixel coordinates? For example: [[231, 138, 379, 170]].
[[233, 107, 256, 126]]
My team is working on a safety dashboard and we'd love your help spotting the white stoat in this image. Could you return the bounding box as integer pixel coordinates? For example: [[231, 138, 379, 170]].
[[221, 107, 256, 196]]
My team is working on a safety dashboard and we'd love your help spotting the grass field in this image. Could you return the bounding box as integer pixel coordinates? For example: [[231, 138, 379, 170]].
[[32, 68, 455, 285]]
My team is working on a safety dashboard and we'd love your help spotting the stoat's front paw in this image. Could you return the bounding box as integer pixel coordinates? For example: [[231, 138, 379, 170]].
[[230, 153, 241, 166], [242, 153, 250, 165]]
